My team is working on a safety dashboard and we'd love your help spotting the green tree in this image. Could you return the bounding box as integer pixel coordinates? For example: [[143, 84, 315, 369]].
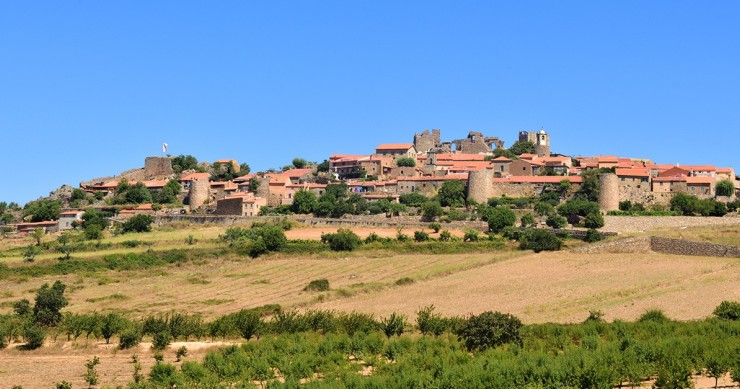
[[22, 244, 41, 262], [100, 313, 125, 344], [519, 229, 562, 252], [22, 325, 46, 350], [715, 180, 734, 197], [23, 199, 62, 222], [81, 209, 109, 231], [33, 281, 68, 326], [292, 158, 307, 169], [487, 206, 516, 233], [520, 213, 535, 227], [457, 311, 523, 352], [438, 180, 466, 207], [491, 147, 517, 159], [291, 190, 317, 214], [124, 182, 153, 204], [239, 163, 250, 174], [233, 309, 262, 340], [396, 157, 416, 167], [248, 177, 260, 192], [1, 212, 13, 224], [157, 179, 182, 204], [171, 155, 199, 173], [421, 201, 443, 221], [321, 229, 362, 251], [317, 159, 330, 172], [399, 192, 428, 207], [84, 356, 100, 386], [120, 214, 154, 233], [576, 170, 601, 202], [583, 211, 605, 229], [713, 300, 740, 320], [70, 188, 86, 202], [509, 140, 536, 155], [30, 228, 45, 246], [56, 232, 77, 260]]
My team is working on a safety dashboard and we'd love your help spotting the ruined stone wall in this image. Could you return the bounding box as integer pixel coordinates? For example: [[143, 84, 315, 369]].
[[456, 131, 491, 154], [188, 178, 210, 209], [599, 174, 619, 211], [649, 237, 740, 258], [144, 156, 174, 178], [414, 129, 441, 153]]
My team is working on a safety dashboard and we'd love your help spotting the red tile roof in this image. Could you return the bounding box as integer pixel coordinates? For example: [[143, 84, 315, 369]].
[[492, 156, 512, 162], [375, 143, 414, 151], [615, 168, 650, 178], [685, 177, 714, 185], [493, 176, 583, 184], [435, 153, 487, 161]]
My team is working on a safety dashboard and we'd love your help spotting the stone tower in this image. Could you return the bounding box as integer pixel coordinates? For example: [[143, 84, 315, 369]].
[[518, 130, 551, 158], [598, 173, 620, 212], [144, 156, 174, 178], [467, 169, 494, 204], [188, 178, 210, 210], [413, 129, 441, 154]]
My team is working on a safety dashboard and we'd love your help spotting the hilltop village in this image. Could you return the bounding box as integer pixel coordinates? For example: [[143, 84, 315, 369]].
[[3, 128, 738, 234]]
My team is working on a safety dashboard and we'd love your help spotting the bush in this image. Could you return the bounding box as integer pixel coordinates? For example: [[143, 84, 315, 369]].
[[380, 313, 406, 338], [520, 213, 535, 227], [321, 229, 362, 251], [304, 279, 330, 292], [456, 311, 523, 352], [395, 277, 415, 286], [438, 230, 452, 241], [583, 211, 604, 229], [716, 180, 735, 197], [22, 325, 45, 350], [399, 193, 428, 207], [713, 301, 740, 320], [583, 228, 604, 243], [519, 229, 562, 253], [413, 231, 429, 242], [637, 309, 670, 323], [486, 206, 516, 233], [120, 215, 154, 234], [501, 226, 523, 241], [416, 305, 447, 336], [119, 328, 142, 349], [152, 330, 171, 350], [421, 201, 443, 221], [463, 230, 479, 242], [429, 222, 441, 233], [396, 157, 416, 167], [545, 214, 567, 229]]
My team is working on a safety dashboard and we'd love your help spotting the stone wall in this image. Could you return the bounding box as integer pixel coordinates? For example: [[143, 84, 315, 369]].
[[144, 156, 174, 178], [215, 197, 243, 216], [489, 182, 537, 198], [649, 237, 740, 258]]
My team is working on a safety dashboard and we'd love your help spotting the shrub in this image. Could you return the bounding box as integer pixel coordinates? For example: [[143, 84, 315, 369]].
[[583, 228, 604, 243], [413, 231, 429, 242], [429, 222, 441, 233], [463, 230, 479, 242], [519, 229, 562, 253], [716, 180, 735, 197], [120, 214, 154, 233], [501, 226, 523, 241], [304, 279, 330, 292], [520, 213, 535, 227], [395, 277, 415, 286], [399, 193, 428, 207], [380, 313, 406, 338], [396, 157, 416, 167], [456, 311, 523, 352], [416, 305, 447, 336], [259, 226, 287, 251], [545, 214, 567, 229], [119, 328, 142, 349], [534, 202, 554, 216], [487, 206, 516, 233], [421, 201, 443, 221], [439, 230, 452, 241], [583, 211, 605, 229], [713, 300, 740, 320], [364, 232, 383, 243], [22, 325, 45, 350], [637, 309, 670, 323], [321, 229, 362, 251], [152, 330, 171, 350], [176, 346, 188, 361], [233, 309, 262, 340]]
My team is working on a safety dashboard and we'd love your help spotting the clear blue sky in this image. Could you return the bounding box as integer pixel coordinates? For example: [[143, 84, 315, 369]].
[[1, 1, 738, 204]]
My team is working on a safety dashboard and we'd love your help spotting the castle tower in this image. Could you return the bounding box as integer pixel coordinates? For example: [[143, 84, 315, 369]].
[[144, 156, 174, 178], [598, 173, 619, 212], [188, 178, 210, 210], [518, 129, 551, 158], [467, 169, 494, 204]]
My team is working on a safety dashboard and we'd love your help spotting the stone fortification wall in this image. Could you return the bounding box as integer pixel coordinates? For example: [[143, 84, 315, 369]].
[[649, 237, 740, 258], [489, 182, 538, 198], [144, 156, 174, 178]]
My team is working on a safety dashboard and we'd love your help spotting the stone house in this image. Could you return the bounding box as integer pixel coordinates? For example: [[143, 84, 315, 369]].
[[16, 221, 59, 235], [215, 192, 267, 216], [374, 144, 417, 160], [491, 156, 512, 177], [59, 210, 84, 231]]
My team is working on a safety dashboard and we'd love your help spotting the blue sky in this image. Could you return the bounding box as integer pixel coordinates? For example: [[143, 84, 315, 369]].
[[1, 1, 738, 204]]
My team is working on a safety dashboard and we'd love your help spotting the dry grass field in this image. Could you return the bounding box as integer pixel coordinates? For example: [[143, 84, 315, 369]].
[[312, 250, 740, 323], [0, 222, 738, 387]]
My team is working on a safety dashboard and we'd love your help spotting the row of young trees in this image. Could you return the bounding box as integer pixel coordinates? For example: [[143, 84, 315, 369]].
[[14, 300, 735, 388]]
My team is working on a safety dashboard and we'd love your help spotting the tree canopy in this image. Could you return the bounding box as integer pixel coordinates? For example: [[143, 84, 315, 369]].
[[438, 180, 466, 207], [396, 157, 416, 167], [509, 140, 536, 155]]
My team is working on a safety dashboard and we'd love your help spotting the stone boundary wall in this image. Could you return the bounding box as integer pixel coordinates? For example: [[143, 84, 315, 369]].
[[649, 237, 740, 258], [575, 236, 739, 258]]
